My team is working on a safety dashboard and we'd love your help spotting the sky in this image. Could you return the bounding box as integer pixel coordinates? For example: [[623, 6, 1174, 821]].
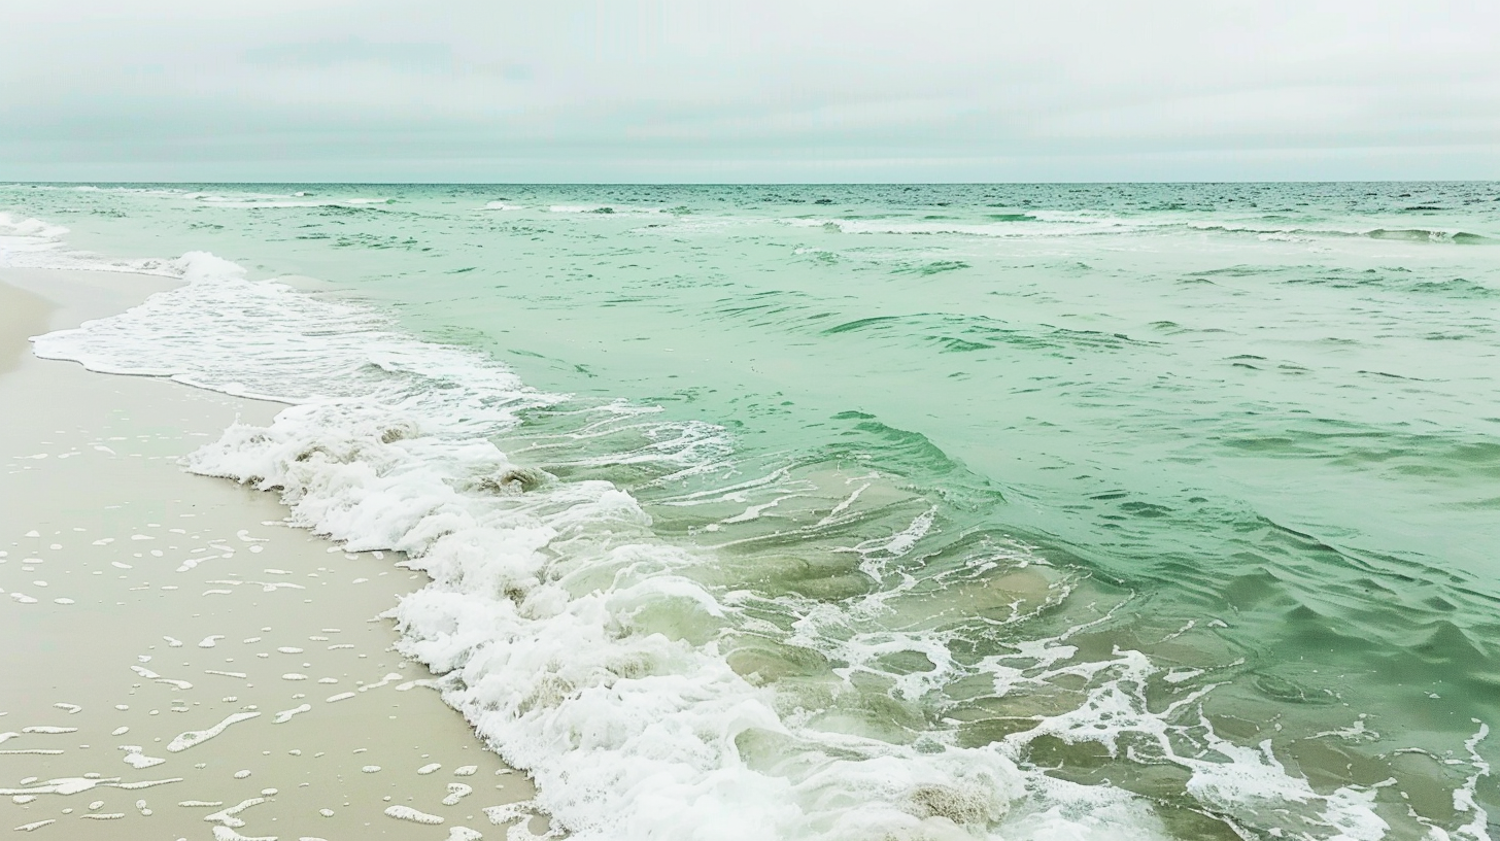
[[2, 0, 1497, 182]]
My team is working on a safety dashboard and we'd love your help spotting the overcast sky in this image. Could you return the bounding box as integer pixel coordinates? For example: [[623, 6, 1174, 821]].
[[2, 1, 1496, 182]]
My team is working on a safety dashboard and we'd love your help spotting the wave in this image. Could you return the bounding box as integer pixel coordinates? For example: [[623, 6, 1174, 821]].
[[548, 204, 671, 216], [0, 211, 70, 258], [20, 228, 1486, 839], [193, 195, 395, 209], [780, 213, 1493, 245], [28, 250, 1151, 839]]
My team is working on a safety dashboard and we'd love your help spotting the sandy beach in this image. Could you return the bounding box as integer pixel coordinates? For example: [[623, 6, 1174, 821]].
[[0, 269, 539, 840]]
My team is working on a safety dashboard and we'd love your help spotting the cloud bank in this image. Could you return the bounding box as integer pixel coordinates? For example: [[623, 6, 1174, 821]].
[[3, 0, 1496, 181]]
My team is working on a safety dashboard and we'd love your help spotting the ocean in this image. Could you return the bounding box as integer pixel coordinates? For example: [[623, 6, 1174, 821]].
[[2, 181, 1497, 840]]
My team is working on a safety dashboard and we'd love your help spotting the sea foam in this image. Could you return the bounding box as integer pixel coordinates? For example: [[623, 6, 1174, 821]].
[[25, 242, 1440, 840]]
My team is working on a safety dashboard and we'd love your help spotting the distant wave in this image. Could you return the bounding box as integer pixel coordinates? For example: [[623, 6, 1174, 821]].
[[784, 214, 1492, 244]]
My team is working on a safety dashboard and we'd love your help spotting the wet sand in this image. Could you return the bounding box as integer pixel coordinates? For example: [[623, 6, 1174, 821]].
[[0, 269, 543, 839]]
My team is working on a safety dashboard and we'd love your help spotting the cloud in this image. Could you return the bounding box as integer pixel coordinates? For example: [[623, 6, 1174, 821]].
[[1, 0, 1496, 181]]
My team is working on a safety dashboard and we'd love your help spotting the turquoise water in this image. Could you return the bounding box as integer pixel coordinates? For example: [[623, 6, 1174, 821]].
[[4, 182, 1499, 839]]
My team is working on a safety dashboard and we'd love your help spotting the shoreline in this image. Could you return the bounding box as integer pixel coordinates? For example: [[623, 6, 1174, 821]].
[[1, 268, 540, 839]]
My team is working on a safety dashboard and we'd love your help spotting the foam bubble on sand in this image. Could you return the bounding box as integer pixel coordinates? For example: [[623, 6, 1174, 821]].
[[21, 726, 77, 734], [453, 765, 478, 776], [442, 782, 473, 805], [204, 797, 271, 829], [362, 765, 381, 773], [167, 712, 260, 752], [417, 763, 442, 775], [324, 692, 355, 703], [200, 635, 225, 648], [358, 673, 403, 693], [12, 819, 55, 831], [120, 745, 167, 768], [52, 703, 81, 715], [447, 828, 485, 841], [385, 805, 444, 825], [271, 704, 312, 725]]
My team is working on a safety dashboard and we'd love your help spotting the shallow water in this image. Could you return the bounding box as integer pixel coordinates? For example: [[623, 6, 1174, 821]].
[[3, 181, 1499, 840]]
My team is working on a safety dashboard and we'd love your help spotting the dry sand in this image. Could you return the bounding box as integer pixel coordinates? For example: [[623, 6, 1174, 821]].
[[0, 269, 544, 840]]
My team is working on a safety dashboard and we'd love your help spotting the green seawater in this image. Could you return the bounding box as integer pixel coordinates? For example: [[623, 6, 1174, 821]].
[[4, 181, 1499, 838]]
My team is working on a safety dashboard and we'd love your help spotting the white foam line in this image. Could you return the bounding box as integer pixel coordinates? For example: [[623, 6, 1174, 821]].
[[167, 711, 260, 752], [720, 493, 803, 525], [815, 481, 872, 527], [272, 704, 312, 724], [113, 777, 183, 790], [385, 805, 444, 825], [357, 672, 403, 693], [0, 775, 181, 796], [205, 670, 248, 679], [204, 797, 267, 828]]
